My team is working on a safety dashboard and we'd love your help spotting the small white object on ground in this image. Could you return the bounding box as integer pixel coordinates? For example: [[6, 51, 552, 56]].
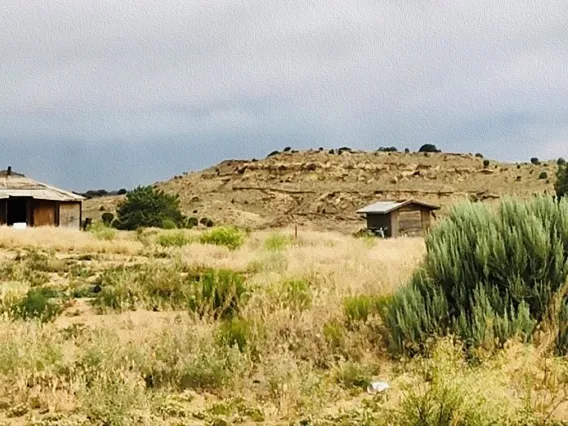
[[12, 223, 27, 230], [367, 381, 390, 394]]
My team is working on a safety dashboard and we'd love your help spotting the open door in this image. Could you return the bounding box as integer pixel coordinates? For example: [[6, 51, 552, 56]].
[[7, 197, 28, 226]]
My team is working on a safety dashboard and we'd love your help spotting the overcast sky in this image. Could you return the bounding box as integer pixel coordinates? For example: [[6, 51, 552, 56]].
[[1, 0, 568, 191]]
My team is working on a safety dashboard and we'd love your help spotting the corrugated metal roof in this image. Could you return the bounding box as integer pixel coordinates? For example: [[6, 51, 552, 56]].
[[0, 170, 84, 202], [356, 199, 439, 214]]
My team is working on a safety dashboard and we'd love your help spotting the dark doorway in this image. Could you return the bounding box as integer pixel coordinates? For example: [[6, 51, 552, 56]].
[[7, 198, 28, 225]]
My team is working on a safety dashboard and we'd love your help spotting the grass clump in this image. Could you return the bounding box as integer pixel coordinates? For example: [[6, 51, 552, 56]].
[[156, 230, 192, 247], [199, 226, 245, 250], [379, 197, 568, 356], [188, 269, 249, 320], [88, 221, 117, 241], [279, 279, 312, 311], [264, 233, 293, 251], [343, 295, 383, 325], [9, 287, 64, 322]]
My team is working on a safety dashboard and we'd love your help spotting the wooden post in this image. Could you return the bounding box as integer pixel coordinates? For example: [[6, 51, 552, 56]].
[[294, 224, 298, 240]]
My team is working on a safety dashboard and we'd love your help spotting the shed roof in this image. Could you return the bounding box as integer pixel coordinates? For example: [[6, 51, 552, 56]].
[[357, 199, 439, 215], [0, 170, 84, 202]]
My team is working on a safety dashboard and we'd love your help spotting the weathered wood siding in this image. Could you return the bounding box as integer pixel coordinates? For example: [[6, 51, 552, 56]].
[[398, 210, 423, 236], [59, 202, 81, 229], [33, 200, 56, 226]]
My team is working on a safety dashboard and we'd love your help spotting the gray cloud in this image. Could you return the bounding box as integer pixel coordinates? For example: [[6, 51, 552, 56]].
[[1, 0, 568, 190]]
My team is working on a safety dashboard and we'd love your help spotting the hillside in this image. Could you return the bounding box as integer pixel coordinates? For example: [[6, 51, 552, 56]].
[[84, 149, 556, 231]]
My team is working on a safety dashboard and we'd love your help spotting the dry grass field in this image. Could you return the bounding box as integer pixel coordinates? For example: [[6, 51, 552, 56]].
[[0, 225, 567, 425]]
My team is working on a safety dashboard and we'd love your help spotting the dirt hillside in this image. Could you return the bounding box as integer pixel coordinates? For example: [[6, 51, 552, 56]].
[[84, 149, 556, 231]]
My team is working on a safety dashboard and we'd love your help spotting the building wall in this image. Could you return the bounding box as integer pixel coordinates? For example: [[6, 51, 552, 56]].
[[59, 202, 81, 229], [33, 200, 56, 226]]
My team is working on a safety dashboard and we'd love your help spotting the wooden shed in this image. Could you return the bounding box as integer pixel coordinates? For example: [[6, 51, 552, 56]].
[[0, 168, 84, 229], [356, 199, 439, 238]]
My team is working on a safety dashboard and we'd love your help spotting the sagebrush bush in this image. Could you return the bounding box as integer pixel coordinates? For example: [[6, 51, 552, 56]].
[[379, 197, 568, 356], [199, 226, 245, 250]]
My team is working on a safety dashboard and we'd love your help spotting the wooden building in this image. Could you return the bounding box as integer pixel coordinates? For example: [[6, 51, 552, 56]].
[[356, 199, 439, 238], [0, 168, 84, 229]]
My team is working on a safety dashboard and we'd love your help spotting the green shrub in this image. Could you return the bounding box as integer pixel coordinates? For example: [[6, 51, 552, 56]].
[[539, 171, 548, 179], [188, 269, 249, 320], [343, 295, 383, 325], [114, 185, 185, 230], [10, 288, 63, 322], [334, 361, 376, 390], [379, 197, 568, 356], [483, 159, 490, 168], [556, 163, 568, 199], [199, 227, 245, 250], [156, 231, 192, 247], [264, 233, 292, 251], [217, 317, 256, 353], [558, 158, 566, 166], [185, 216, 199, 229], [475, 153, 484, 158], [161, 218, 177, 229], [101, 212, 114, 225], [88, 221, 116, 241], [531, 157, 540, 165], [418, 144, 441, 153]]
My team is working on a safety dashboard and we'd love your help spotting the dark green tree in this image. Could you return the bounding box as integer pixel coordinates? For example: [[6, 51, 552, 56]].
[[555, 163, 568, 199], [114, 186, 184, 230], [418, 144, 441, 153]]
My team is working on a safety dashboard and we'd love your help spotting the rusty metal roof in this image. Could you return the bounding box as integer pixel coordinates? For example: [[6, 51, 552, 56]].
[[357, 199, 439, 215], [0, 170, 84, 202]]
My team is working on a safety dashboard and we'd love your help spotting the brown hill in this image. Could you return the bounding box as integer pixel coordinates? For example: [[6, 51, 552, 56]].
[[84, 150, 556, 231]]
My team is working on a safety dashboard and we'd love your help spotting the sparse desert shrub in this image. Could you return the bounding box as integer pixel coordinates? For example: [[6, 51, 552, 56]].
[[217, 317, 258, 354], [279, 279, 312, 311], [188, 269, 249, 320], [114, 185, 185, 230], [483, 159, 490, 168], [264, 233, 293, 251], [185, 216, 199, 228], [337, 147, 352, 154], [475, 153, 484, 158], [557, 157, 566, 166], [334, 361, 376, 390], [531, 157, 540, 165], [199, 226, 245, 250], [404, 148, 410, 153], [556, 162, 568, 199], [539, 171, 548, 179], [161, 218, 177, 229], [117, 188, 127, 195], [156, 230, 192, 247], [88, 221, 116, 241], [10, 287, 63, 322], [343, 295, 383, 325], [377, 146, 398, 152], [379, 197, 568, 356], [199, 217, 215, 228], [283, 146, 291, 152], [267, 150, 280, 157], [517, 164, 522, 169], [418, 144, 441, 153], [101, 212, 114, 225]]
